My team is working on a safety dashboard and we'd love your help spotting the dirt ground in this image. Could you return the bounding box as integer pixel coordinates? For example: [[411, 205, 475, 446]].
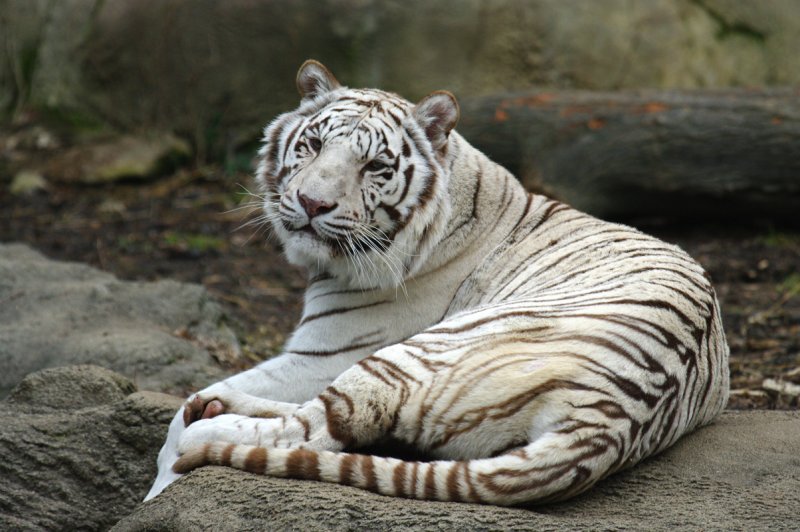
[[2, 123, 798, 410]]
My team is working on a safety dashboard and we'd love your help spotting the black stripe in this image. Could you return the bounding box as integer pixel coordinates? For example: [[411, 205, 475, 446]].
[[290, 339, 384, 357], [299, 300, 391, 326]]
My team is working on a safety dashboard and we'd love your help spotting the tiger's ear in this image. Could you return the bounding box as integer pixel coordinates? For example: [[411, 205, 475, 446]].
[[413, 91, 460, 152], [296, 60, 341, 100]]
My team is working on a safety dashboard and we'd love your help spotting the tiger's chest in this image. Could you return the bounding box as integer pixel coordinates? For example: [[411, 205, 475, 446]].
[[283, 267, 467, 358]]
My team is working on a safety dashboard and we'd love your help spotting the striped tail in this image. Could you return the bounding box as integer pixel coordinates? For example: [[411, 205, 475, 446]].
[[173, 430, 623, 506]]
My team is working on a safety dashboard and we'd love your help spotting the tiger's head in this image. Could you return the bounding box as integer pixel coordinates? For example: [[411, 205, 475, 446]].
[[256, 60, 459, 289]]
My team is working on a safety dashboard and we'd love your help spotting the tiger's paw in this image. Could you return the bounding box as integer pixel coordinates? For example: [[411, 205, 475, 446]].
[[179, 414, 263, 451], [183, 389, 297, 427], [183, 387, 265, 426], [183, 395, 226, 426]]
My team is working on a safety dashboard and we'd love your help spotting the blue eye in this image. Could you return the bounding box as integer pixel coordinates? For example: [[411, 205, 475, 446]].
[[364, 160, 389, 173], [308, 137, 322, 152]]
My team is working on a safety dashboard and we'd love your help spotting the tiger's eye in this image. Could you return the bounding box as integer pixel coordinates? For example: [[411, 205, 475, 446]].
[[308, 137, 322, 152], [364, 160, 389, 173]]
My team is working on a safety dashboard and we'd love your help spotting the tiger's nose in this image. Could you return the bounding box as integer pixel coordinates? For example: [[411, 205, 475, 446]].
[[298, 192, 337, 219]]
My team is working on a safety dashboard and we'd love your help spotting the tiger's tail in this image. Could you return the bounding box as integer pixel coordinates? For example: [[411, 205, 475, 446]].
[[173, 426, 625, 505]]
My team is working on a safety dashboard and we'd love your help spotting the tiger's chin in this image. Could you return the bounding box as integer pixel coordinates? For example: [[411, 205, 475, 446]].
[[282, 237, 403, 291], [283, 232, 338, 268]]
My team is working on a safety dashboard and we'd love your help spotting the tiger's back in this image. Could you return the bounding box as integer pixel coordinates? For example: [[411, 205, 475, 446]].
[[372, 139, 729, 478], [150, 60, 729, 505]]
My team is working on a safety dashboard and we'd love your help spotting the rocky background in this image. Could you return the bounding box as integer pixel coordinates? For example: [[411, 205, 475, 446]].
[[4, 0, 800, 149], [3, 1, 800, 215], [2, 0, 800, 529]]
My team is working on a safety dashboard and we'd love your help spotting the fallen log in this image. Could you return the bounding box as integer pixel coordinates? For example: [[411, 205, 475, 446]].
[[459, 88, 800, 222]]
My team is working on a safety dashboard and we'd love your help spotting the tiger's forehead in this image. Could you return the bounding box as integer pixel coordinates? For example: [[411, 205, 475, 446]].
[[339, 88, 411, 110], [310, 89, 411, 126], [305, 88, 412, 153]]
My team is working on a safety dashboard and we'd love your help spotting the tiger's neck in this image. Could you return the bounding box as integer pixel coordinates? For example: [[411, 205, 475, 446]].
[[412, 132, 531, 279], [296, 134, 538, 356]]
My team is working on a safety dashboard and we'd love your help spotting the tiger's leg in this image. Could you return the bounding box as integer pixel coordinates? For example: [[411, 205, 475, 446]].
[[175, 342, 644, 505], [183, 351, 361, 423], [176, 344, 436, 460], [147, 352, 357, 500], [176, 339, 545, 465]]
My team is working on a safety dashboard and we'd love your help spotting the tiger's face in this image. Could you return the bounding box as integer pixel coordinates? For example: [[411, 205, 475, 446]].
[[257, 60, 459, 289]]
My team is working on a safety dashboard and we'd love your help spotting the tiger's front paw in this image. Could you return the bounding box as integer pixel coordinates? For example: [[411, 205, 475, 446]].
[[179, 414, 262, 453], [183, 395, 226, 426], [184, 389, 300, 426]]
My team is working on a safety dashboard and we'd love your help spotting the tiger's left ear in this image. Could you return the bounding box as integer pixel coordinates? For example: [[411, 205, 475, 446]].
[[296, 60, 341, 100], [413, 91, 460, 153]]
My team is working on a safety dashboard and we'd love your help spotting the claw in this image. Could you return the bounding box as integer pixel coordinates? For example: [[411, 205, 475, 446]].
[[183, 397, 227, 426], [202, 399, 225, 419], [183, 396, 203, 426]]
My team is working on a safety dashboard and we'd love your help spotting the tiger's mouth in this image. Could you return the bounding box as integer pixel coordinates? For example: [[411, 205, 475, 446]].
[[282, 220, 392, 256], [285, 222, 320, 237], [285, 222, 337, 245], [298, 225, 319, 237]]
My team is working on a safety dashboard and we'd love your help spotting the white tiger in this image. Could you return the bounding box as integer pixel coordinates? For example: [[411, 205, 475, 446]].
[[145, 60, 729, 505]]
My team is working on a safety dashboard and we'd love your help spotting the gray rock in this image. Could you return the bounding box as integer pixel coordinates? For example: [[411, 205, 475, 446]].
[[0, 365, 182, 531], [9, 170, 47, 195], [0, 364, 797, 531], [113, 410, 800, 531], [45, 134, 191, 184], [0, 243, 240, 397]]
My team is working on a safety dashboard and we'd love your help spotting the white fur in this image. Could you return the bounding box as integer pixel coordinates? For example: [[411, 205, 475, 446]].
[[146, 69, 728, 503]]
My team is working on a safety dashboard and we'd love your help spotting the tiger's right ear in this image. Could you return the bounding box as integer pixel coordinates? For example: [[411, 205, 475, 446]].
[[413, 91, 460, 153], [296, 60, 341, 100]]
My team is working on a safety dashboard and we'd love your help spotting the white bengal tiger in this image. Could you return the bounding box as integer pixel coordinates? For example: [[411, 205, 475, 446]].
[[145, 60, 729, 505]]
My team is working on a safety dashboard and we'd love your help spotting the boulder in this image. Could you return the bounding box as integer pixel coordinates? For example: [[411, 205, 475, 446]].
[[44, 134, 191, 184], [0, 365, 181, 531], [1, 364, 797, 530], [9, 169, 47, 195], [0, 243, 240, 398], [115, 410, 800, 530]]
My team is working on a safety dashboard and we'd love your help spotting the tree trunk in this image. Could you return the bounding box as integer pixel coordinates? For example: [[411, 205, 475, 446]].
[[459, 88, 800, 222]]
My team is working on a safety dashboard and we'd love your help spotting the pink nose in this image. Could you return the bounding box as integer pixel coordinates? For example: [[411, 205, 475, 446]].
[[298, 192, 336, 218]]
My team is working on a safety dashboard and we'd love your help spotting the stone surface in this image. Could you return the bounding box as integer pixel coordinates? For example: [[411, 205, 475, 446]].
[[0, 365, 182, 531], [9, 169, 47, 195], [2, 0, 799, 156], [45, 134, 191, 184], [114, 410, 800, 531], [459, 88, 800, 220], [1, 365, 797, 530], [0, 354, 796, 530], [0, 243, 240, 397]]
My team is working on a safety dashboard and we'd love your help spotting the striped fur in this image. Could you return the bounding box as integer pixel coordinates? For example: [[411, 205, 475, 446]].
[[146, 60, 729, 505]]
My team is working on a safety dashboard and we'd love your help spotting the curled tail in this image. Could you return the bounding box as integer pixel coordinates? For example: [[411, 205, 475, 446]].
[[173, 428, 624, 506]]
